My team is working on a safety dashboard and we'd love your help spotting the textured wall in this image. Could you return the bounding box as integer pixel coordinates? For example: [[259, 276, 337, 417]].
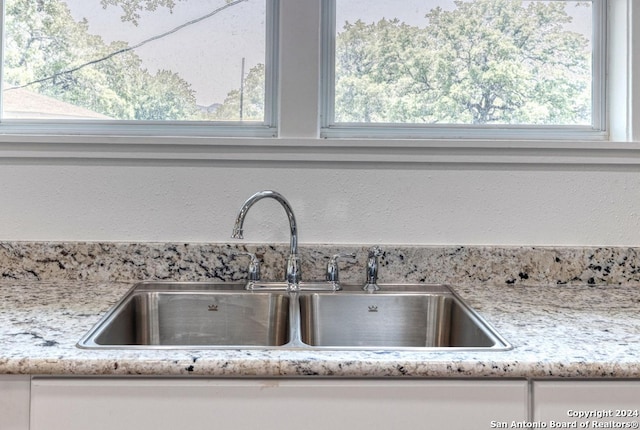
[[1, 164, 639, 246]]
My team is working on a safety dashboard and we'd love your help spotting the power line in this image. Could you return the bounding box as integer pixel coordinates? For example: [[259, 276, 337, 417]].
[[4, 0, 248, 92]]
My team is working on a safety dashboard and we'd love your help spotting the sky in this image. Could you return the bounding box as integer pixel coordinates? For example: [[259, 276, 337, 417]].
[[65, 0, 266, 106], [61, 0, 592, 106]]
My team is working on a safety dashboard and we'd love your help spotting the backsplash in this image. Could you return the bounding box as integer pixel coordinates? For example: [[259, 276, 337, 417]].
[[1, 242, 639, 286]]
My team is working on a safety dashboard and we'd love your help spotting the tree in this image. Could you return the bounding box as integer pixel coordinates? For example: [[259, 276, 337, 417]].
[[4, 0, 197, 120], [100, 0, 237, 25], [335, 19, 437, 123], [134, 69, 197, 120], [335, 0, 592, 125], [211, 63, 265, 121], [100, 0, 186, 24]]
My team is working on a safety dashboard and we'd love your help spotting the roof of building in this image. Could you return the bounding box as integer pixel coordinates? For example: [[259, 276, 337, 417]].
[[2, 87, 112, 120]]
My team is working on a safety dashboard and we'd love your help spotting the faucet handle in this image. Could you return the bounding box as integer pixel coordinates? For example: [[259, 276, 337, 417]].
[[368, 246, 383, 258], [364, 246, 383, 292], [235, 252, 261, 284], [326, 252, 356, 289]]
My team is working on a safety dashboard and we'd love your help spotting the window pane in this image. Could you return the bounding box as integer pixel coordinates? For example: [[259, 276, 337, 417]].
[[2, 0, 266, 122], [333, 0, 594, 126]]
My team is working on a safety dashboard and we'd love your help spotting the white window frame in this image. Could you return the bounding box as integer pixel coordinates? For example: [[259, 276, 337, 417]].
[[0, 0, 280, 138], [320, 0, 608, 140], [0, 0, 638, 167]]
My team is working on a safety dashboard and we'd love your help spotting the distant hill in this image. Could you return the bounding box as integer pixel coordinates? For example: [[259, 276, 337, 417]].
[[197, 103, 222, 114]]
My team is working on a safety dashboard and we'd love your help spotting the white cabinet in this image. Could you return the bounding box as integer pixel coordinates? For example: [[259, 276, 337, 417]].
[[0, 376, 30, 430], [533, 381, 640, 428], [31, 378, 528, 430]]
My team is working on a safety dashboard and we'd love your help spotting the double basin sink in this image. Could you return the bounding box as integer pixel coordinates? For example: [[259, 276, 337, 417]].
[[78, 282, 511, 351]]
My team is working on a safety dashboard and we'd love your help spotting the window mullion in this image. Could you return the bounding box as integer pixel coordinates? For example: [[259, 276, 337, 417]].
[[609, 0, 634, 141], [277, 0, 322, 138]]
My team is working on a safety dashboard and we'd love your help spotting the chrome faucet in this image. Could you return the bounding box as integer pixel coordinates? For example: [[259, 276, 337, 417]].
[[236, 251, 261, 287], [325, 252, 356, 290], [363, 246, 383, 292], [231, 190, 301, 290]]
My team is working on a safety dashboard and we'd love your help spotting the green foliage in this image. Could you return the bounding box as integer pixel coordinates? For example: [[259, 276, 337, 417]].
[[4, 0, 197, 120], [100, 0, 184, 25], [100, 0, 235, 25], [335, 0, 592, 125], [210, 63, 265, 121], [4, 0, 591, 125]]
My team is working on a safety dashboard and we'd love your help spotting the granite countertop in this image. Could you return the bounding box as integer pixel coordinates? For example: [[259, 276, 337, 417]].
[[1, 280, 640, 378]]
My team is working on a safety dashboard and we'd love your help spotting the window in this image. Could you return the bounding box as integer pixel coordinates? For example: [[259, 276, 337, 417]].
[[0, 0, 632, 148], [0, 0, 277, 136], [321, 0, 607, 139]]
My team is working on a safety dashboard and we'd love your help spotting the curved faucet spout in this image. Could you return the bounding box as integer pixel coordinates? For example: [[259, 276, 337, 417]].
[[231, 190, 300, 287]]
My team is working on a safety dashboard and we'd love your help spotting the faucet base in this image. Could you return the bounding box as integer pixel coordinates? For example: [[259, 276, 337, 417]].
[[244, 281, 342, 291], [363, 282, 381, 292]]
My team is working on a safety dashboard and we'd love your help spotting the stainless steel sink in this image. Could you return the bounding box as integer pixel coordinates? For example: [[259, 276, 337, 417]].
[[299, 290, 497, 348], [78, 283, 289, 348], [78, 282, 510, 351]]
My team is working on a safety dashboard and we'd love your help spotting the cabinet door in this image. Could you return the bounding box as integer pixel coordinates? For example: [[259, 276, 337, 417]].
[[533, 381, 640, 428], [0, 375, 30, 430], [32, 378, 527, 430]]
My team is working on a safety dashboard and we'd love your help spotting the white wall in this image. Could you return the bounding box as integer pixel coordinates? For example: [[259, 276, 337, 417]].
[[1, 0, 639, 247], [1, 162, 639, 246]]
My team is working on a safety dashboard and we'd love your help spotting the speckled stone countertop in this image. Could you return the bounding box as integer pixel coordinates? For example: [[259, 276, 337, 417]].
[[2, 279, 640, 378]]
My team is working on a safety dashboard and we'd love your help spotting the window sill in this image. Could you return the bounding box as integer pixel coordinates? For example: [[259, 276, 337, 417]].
[[0, 134, 638, 167]]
